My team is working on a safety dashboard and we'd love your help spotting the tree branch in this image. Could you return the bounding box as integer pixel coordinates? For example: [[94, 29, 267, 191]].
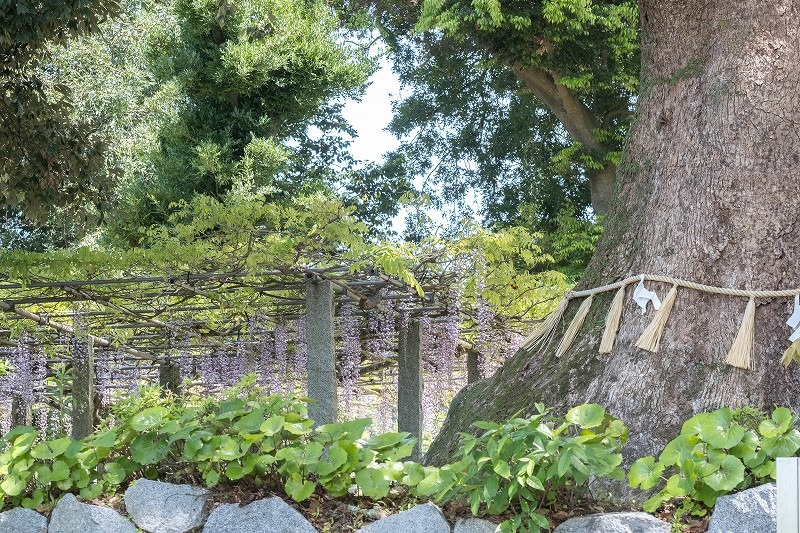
[[511, 62, 604, 153]]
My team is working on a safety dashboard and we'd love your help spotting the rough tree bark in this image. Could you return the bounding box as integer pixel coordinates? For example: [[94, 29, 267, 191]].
[[427, 0, 800, 472]]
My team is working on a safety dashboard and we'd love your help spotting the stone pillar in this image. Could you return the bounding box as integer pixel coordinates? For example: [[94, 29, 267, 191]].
[[72, 336, 96, 440], [398, 319, 423, 460], [11, 393, 32, 427], [467, 349, 481, 384], [306, 278, 337, 425], [159, 362, 181, 396]]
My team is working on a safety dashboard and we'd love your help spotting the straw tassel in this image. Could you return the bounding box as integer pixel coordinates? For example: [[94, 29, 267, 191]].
[[599, 286, 626, 354], [635, 284, 678, 352], [725, 297, 755, 370], [520, 296, 571, 351], [556, 294, 594, 357]]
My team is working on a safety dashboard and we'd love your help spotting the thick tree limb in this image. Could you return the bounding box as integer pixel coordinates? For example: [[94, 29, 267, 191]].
[[511, 63, 604, 152]]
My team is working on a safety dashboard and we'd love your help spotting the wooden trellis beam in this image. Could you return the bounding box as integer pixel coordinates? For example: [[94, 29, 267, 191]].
[[0, 301, 159, 362]]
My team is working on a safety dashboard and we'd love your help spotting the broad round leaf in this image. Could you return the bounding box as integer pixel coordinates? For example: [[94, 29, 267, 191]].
[[130, 407, 169, 431], [762, 429, 800, 457], [629, 456, 664, 490], [130, 434, 169, 465], [566, 404, 606, 429], [704, 455, 745, 492]]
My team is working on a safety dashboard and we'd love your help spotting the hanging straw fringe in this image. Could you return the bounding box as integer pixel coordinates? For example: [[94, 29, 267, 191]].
[[725, 298, 755, 370], [556, 295, 594, 357], [599, 286, 627, 354], [520, 296, 570, 351], [635, 284, 678, 352]]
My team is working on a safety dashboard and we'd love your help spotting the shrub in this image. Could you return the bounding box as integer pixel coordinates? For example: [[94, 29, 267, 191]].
[[629, 406, 800, 517], [0, 374, 417, 508], [410, 403, 628, 532]]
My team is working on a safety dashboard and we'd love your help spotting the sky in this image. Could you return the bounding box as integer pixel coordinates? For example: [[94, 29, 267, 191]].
[[341, 60, 401, 163], [340, 61, 477, 235], [340, 61, 423, 235]]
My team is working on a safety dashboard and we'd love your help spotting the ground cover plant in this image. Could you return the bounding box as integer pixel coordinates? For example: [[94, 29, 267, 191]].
[[0, 374, 417, 509], [410, 403, 628, 532], [0, 379, 796, 533], [629, 406, 800, 524]]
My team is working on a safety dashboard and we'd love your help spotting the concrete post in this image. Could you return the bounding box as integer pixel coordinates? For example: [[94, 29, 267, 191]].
[[72, 336, 96, 440], [10, 393, 32, 427], [159, 362, 181, 396], [467, 349, 481, 384], [398, 319, 423, 460], [306, 278, 337, 425]]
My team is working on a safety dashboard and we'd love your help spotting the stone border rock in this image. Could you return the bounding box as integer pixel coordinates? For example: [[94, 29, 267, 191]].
[[17, 479, 781, 533]]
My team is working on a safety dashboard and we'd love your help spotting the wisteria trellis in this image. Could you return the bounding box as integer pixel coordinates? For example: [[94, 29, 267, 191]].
[[0, 268, 529, 443]]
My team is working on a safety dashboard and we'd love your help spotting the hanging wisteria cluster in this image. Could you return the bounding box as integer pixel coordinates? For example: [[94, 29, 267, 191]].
[[0, 266, 529, 449], [340, 302, 361, 411]]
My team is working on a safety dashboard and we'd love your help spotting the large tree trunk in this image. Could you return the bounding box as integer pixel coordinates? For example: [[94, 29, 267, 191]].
[[426, 0, 800, 474]]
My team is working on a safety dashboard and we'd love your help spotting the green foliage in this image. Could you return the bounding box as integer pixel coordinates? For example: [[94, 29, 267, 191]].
[[408, 404, 628, 532], [416, 0, 638, 95], [526, 205, 602, 280], [0, 0, 120, 220], [0, 375, 417, 509], [106, 0, 376, 242], [629, 407, 800, 516], [376, 0, 637, 227]]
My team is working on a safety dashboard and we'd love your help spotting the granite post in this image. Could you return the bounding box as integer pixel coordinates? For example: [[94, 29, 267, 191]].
[[398, 319, 423, 460], [306, 277, 337, 425]]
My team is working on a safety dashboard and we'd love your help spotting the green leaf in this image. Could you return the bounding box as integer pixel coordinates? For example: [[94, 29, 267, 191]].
[[21, 488, 44, 508], [285, 476, 315, 502], [760, 407, 794, 438], [729, 430, 759, 462], [415, 469, 442, 496], [365, 432, 405, 450], [326, 444, 349, 470], [130, 434, 169, 465], [215, 399, 246, 420], [762, 429, 800, 457], [9, 430, 37, 457], [234, 410, 265, 434], [659, 434, 700, 465], [566, 404, 606, 429], [473, 420, 501, 431], [284, 420, 313, 435], [529, 512, 550, 529], [629, 456, 664, 490], [92, 430, 117, 449], [130, 407, 169, 431], [103, 462, 127, 485], [260, 415, 285, 436], [226, 462, 245, 480], [80, 483, 103, 499], [183, 437, 204, 460], [205, 469, 220, 487], [493, 460, 511, 479], [316, 418, 370, 441], [484, 474, 499, 500], [355, 467, 391, 499], [31, 437, 72, 459], [0, 475, 26, 496], [704, 455, 745, 492], [691, 409, 745, 449], [665, 474, 693, 497], [50, 460, 71, 482], [398, 462, 425, 486], [642, 493, 665, 513], [214, 436, 244, 461]]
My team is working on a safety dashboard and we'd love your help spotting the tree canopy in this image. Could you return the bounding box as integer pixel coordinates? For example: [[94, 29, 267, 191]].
[[363, 0, 638, 227], [0, 0, 120, 220]]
